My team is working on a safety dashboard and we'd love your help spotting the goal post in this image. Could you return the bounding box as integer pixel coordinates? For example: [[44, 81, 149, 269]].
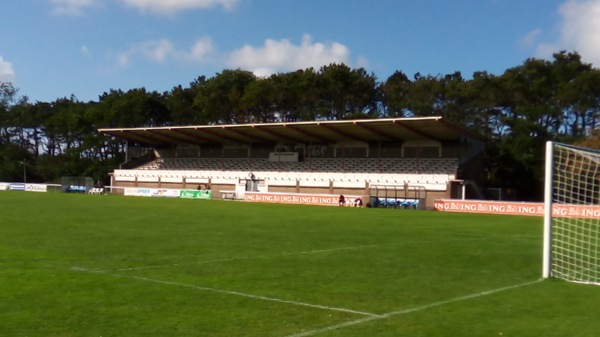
[[543, 141, 600, 285]]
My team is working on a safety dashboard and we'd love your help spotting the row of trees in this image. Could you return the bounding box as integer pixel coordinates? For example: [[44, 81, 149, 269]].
[[1, 51, 598, 199]]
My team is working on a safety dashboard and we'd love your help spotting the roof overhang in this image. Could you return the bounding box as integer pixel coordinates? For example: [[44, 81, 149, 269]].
[[98, 117, 482, 147]]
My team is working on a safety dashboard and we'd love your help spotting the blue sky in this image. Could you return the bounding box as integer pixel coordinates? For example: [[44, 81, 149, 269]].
[[1, 0, 599, 103]]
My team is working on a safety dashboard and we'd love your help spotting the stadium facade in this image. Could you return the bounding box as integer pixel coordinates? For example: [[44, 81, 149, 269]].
[[99, 117, 484, 209]]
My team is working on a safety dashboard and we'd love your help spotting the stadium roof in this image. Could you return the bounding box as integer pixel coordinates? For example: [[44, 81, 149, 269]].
[[98, 117, 482, 146]]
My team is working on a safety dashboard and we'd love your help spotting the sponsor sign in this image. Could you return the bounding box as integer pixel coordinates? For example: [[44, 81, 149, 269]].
[[66, 185, 87, 193], [180, 190, 212, 200], [124, 188, 181, 198], [434, 199, 600, 219], [151, 189, 180, 198], [244, 192, 361, 206], [25, 184, 48, 193], [9, 183, 25, 191], [124, 188, 149, 197], [1, 183, 48, 192]]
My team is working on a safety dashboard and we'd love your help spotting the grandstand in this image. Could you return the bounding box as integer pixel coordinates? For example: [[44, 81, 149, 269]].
[[99, 117, 484, 209]]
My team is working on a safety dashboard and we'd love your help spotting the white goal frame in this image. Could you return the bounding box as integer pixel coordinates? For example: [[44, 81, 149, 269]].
[[543, 141, 600, 285]]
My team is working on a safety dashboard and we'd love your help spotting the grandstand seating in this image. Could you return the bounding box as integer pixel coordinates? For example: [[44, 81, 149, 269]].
[[115, 157, 456, 192], [136, 157, 457, 174]]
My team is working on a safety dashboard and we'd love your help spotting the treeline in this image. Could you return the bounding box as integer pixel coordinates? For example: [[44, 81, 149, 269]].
[[0, 51, 599, 200]]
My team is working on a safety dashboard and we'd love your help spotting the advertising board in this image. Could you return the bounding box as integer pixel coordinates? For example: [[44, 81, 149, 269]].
[[244, 192, 361, 206], [25, 184, 48, 192], [180, 190, 212, 200], [9, 183, 25, 191], [124, 188, 181, 198], [434, 199, 600, 218]]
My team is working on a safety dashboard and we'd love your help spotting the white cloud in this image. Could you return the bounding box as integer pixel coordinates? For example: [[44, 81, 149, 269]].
[[520, 29, 542, 48], [558, 0, 600, 62], [140, 39, 176, 62], [114, 37, 216, 68], [81, 45, 92, 57], [535, 43, 560, 60], [535, 0, 600, 66], [116, 39, 176, 67], [227, 34, 351, 76], [355, 55, 370, 69], [0, 56, 16, 83], [111, 34, 357, 77], [115, 53, 131, 68], [187, 37, 216, 62], [51, 0, 102, 16], [51, 0, 236, 16], [120, 0, 239, 15]]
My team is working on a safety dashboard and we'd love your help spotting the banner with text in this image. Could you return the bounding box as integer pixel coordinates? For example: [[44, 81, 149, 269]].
[[25, 184, 48, 192], [124, 188, 181, 198], [0, 183, 48, 192], [434, 199, 600, 219], [244, 192, 361, 206], [9, 183, 25, 191], [180, 190, 212, 200]]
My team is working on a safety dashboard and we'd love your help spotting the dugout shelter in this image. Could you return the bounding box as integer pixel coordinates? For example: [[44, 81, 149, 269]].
[[99, 117, 484, 209]]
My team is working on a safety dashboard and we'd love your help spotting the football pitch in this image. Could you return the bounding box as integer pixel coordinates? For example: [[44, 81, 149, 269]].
[[1, 192, 598, 337]]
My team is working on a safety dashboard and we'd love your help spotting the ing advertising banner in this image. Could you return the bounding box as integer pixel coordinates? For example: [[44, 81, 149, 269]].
[[244, 192, 361, 206], [434, 199, 600, 218]]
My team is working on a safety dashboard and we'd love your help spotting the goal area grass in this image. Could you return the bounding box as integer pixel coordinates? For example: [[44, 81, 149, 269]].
[[1, 192, 598, 337]]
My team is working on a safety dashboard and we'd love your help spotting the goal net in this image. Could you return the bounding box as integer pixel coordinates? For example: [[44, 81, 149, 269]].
[[543, 142, 600, 285]]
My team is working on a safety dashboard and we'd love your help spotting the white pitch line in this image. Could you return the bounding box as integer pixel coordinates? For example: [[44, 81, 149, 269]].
[[104, 237, 490, 272], [71, 267, 382, 318], [283, 278, 544, 337]]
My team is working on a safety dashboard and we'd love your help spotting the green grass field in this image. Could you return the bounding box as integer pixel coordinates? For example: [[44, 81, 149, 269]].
[[1, 192, 599, 337]]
